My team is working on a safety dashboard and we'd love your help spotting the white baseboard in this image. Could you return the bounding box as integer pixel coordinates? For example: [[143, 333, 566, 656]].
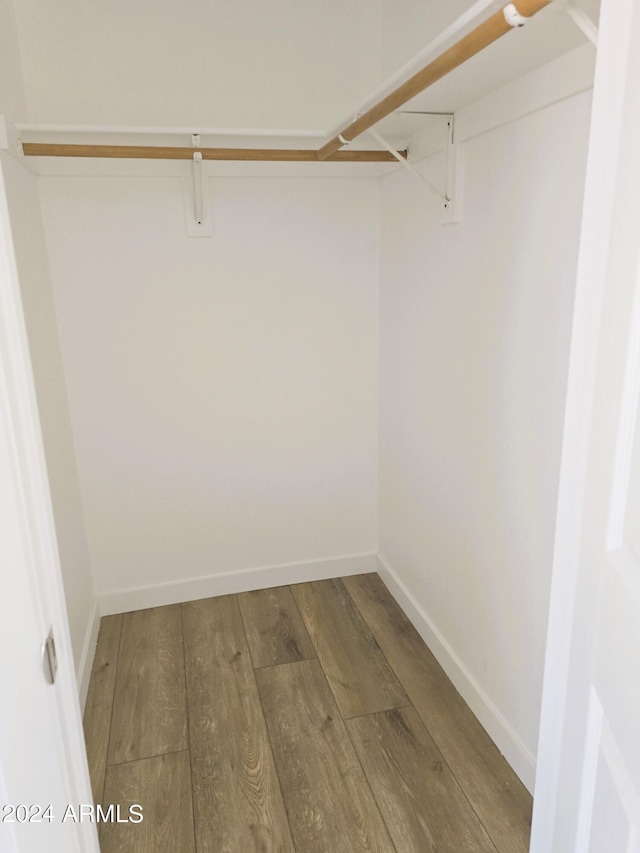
[[98, 552, 378, 616], [376, 554, 536, 793], [76, 598, 100, 712]]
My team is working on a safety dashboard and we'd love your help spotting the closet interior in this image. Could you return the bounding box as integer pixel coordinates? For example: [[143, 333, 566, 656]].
[[0, 0, 600, 848]]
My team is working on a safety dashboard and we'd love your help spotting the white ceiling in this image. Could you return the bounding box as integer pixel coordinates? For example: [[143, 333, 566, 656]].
[[358, 0, 600, 147], [14, 0, 600, 170]]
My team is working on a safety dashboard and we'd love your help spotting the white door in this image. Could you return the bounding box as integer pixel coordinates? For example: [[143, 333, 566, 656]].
[[0, 162, 99, 853], [531, 0, 640, 850]]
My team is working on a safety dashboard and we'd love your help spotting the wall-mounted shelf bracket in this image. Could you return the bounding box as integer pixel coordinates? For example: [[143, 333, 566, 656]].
[[369, 113, 462, 224], [0, 116, 9, 151], [192, 151, 204, 225], [367, 126, 447, 201], [443, 116, 462, 224], [558, 0, 598, 45], [183, 133, 213, 237], [0, 115, 36, 172]]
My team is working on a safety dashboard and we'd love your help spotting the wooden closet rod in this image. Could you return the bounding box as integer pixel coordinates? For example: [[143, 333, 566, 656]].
[[22, 1, 552, 164], [21, 143, 406, 162], [316, 0, 554, 160]]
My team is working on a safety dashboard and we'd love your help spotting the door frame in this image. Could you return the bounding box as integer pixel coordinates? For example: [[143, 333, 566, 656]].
[[530, 0, 637, 848], [0, 155, 99, 852]]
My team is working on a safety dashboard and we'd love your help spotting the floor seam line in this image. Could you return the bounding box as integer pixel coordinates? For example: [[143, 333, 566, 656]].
[[237, 594, 299, 851], [180, 602, 199, 853]]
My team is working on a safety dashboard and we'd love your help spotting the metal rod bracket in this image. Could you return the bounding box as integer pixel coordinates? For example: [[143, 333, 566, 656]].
[[558, 0, 598, 45], [443, 116, 463, 224], [368, 126, 448, 203], [503, 3, 530, 27], [182, 136, 213, 236], [368, 115, 462, 223], [192, 151, 204, 225]]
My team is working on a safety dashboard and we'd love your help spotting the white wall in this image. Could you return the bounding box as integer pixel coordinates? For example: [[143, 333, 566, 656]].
[[1, 154, 95, 674], [12, 0, 381, 129], [39, 175, 379, 601], [0, 0, 95, 681], [378, 63, 592, 787]]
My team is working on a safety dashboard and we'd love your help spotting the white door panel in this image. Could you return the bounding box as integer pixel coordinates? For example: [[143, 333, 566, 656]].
[[627, 473, 640, 561], [532, 0, 640, 849], [587, 722, 640, 853]]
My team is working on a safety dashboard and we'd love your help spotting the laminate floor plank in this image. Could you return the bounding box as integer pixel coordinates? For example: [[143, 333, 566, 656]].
[[183, 595, 295, 852], [101, 750, 195, 853], [256, 658, 395, 853], [108, 605, 187, 765], [87, 578, 533, 853], [291, 578, 408, 718], [238, 585, 316, 669], [343, 573, 532, 853], [83, 614, 122, 804], [347, 706, 497, 853]]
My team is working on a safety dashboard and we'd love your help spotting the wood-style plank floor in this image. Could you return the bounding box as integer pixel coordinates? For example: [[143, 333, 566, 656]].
[[85, 573, 532, 852]]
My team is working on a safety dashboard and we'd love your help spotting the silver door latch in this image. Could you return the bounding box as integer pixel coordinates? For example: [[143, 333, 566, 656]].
[[42, 627, 57, 685]]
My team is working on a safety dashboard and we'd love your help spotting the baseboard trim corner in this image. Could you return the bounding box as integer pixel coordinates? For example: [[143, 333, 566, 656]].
[[98, 552, 378, 616], [76, 597, 100, 712], [376, 553, 537, 793]]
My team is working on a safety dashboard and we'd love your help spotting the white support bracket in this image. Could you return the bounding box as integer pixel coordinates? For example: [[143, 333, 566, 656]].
[[368, 114, 462, 224], [192, 151, 204, 225], [503, 3, 530, 28], [182, 133, 213, 236], [367, 127, 447, 202], [0, 116, 38, 173], [443, 115, 462, 224], [0, 116, 9, 151], [558, 0, 599, 45]]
